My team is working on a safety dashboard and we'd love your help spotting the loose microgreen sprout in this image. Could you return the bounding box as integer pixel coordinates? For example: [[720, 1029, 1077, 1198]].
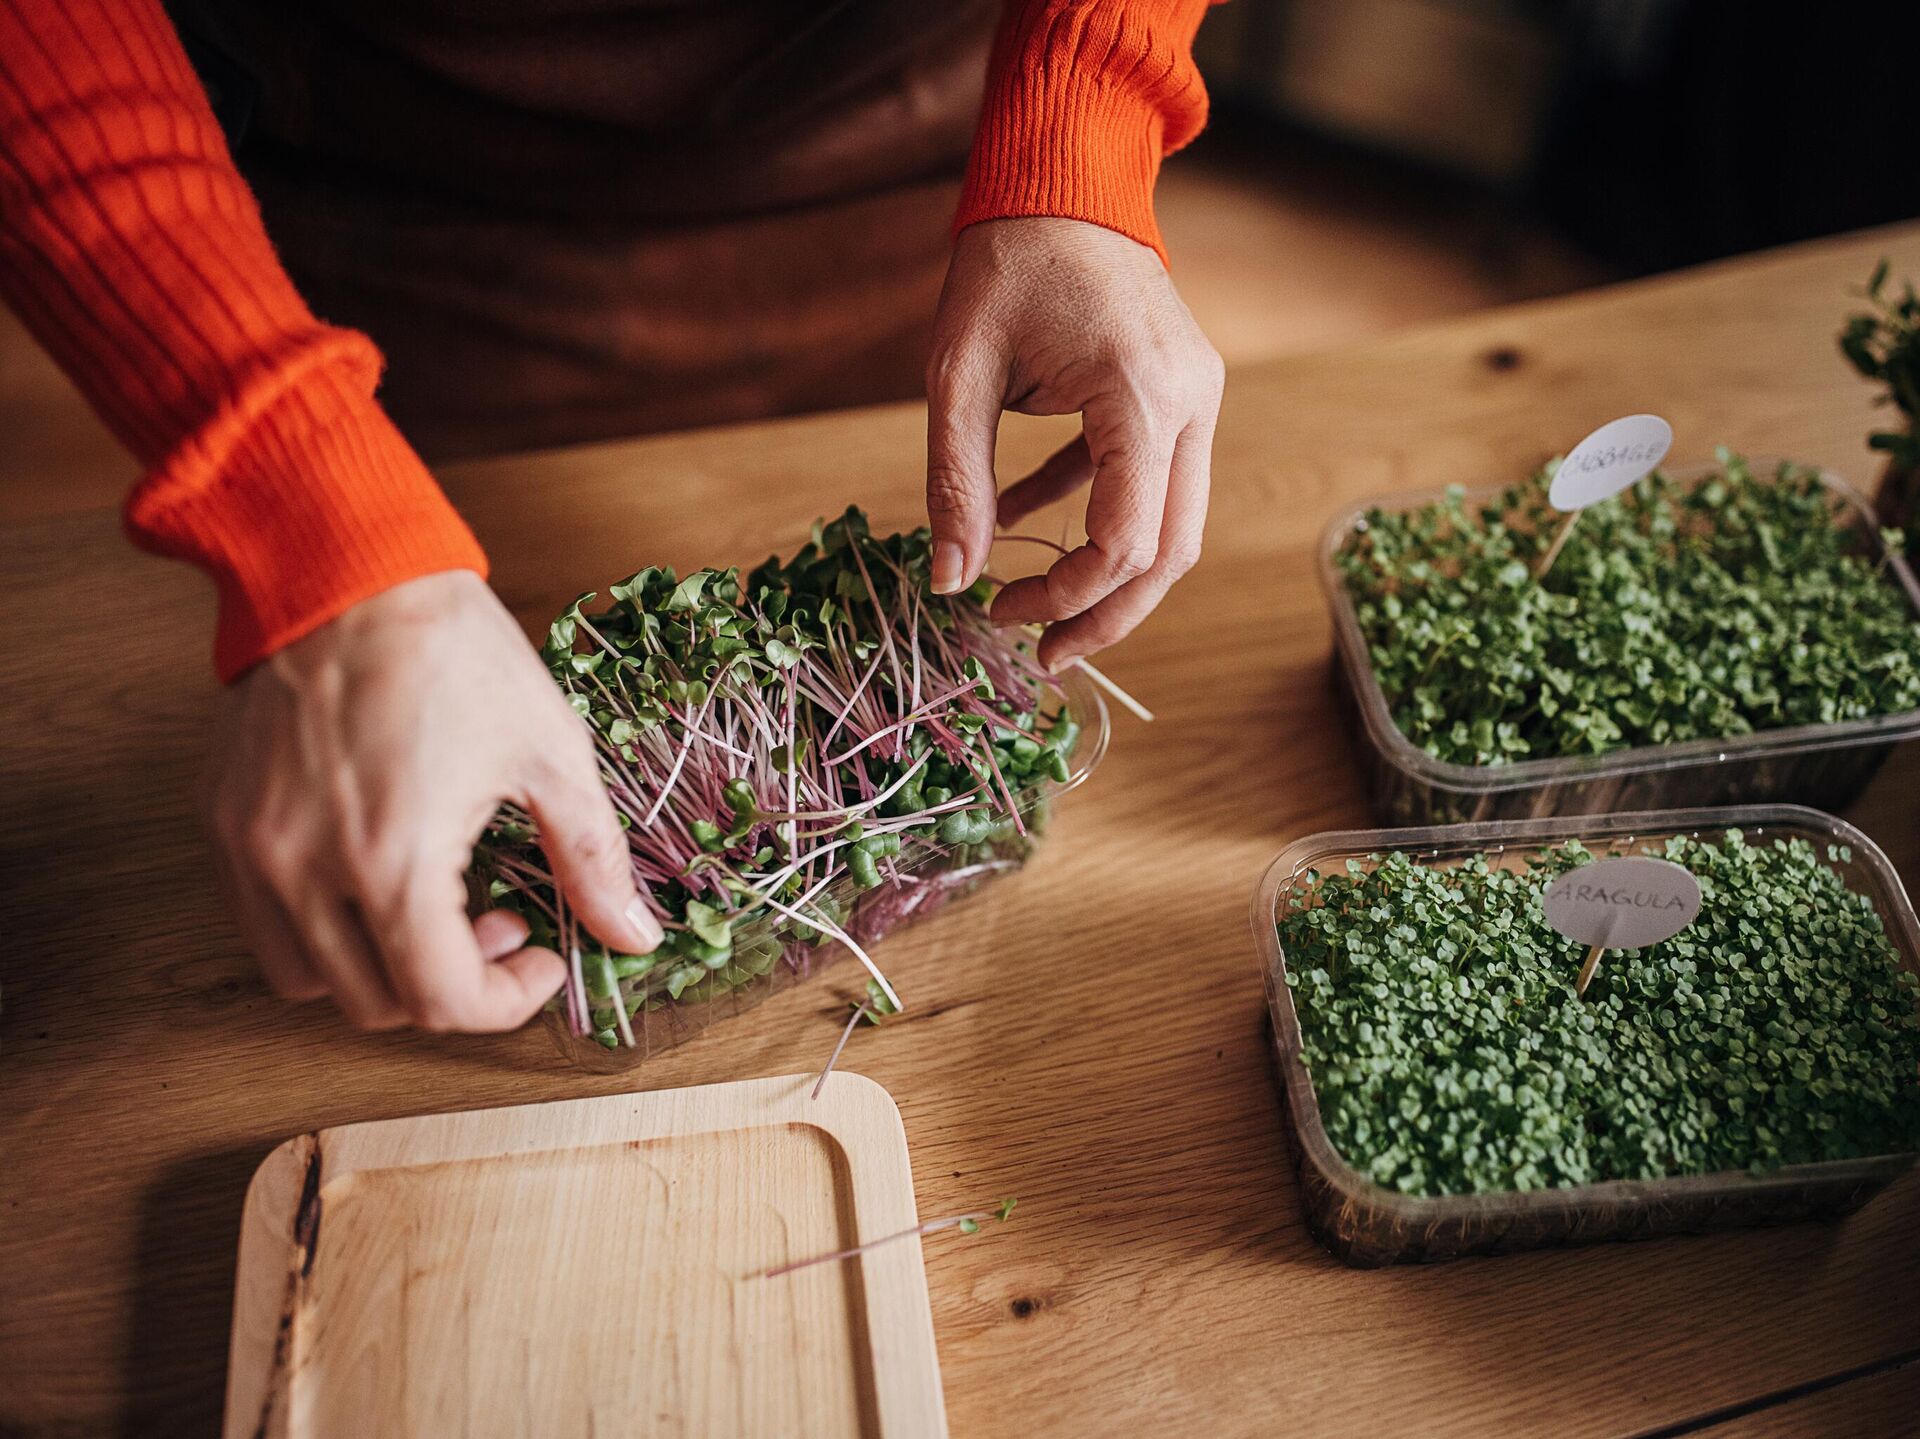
[[752, 1198, 1019, 1280], [1278, 830, 1920, 1197], [1337, 453, 1920, 766], [1572, 943, 1606, 999], [811, 979, 900, 1100], [477, 511, 1083, 1050]]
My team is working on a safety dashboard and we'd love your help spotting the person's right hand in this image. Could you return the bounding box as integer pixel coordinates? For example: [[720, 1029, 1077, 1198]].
[[201, 570, 663, 1032]]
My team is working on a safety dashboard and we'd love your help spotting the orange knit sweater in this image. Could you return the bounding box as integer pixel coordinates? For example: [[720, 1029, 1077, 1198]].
[[0, 0, 1211, 680]]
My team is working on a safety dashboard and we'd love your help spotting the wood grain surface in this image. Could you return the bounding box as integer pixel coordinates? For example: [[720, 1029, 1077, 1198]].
[[5, 223, 1920, 1437], [1691, 1360, 1920, 1438], [224, 1074, 944, 1439]]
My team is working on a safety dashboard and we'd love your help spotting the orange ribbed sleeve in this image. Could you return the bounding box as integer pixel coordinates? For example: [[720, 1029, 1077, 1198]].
[[955, 0, 1215, 265], [0, 0, 485, 681]]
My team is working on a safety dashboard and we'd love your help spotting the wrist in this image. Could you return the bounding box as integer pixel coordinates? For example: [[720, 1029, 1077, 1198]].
[[953, 0, 1213, 266], [126, 355, 487, 682], [270, 570, 490, 666]]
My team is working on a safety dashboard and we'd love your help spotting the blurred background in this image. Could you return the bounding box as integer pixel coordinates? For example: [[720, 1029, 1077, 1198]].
[[1176, 0, 1919, 356], [4, 0, 1916, 523]]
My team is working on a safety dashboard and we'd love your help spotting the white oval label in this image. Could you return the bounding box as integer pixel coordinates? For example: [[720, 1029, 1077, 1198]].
[[1547, 414, 1673, 511], [1541, 856, 1701, 950]]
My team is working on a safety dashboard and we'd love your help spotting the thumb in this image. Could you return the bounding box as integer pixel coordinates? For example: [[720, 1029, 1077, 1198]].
[[524, 752, 663, 957], [925, 341, 1005, 594]]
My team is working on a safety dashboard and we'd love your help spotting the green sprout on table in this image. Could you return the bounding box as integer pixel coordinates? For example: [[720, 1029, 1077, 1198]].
[[753, 1198, 1018, 1280], [811, 979, 901, 1100], [956, 1198, 1018, 1235]]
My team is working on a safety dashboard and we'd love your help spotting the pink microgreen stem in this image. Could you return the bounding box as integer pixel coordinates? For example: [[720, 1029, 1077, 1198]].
[[1066, 653, 1153, 723], [751, 1201, 1017, 1280], [561, 905, 589, 1035], [607, 950, 638, 1048], [819, 678, 982, 766], [699, 854, 903, 1012], [641, 687, 720, 826], [974, 731, 1028, 839], [755, 753, 930, 824], [811, 999, 873, 1100]]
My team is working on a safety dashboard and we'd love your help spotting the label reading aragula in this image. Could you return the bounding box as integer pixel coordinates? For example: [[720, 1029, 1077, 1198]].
[[1541, 855, 1701, 950], [1547, 413, 1674, 511]]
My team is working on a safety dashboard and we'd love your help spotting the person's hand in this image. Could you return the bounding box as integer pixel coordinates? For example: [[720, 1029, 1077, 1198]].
[[202, 571, 662, 1032], [924, 216, 1224, 671]]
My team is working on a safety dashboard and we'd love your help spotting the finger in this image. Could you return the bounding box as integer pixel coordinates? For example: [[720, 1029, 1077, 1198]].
[[213, 848, 327, 1002], [990, 395, 1174, 627], [474, 907, 532, 962], [485, 946, 570, 1025], [997, 433, 1094, 529], [1037, 414, 1212, 672], [375, 868, 563, 1032], [524, 744, 663, 956], [925, 340, 1008, 594], [298, 896, 410, 1030]]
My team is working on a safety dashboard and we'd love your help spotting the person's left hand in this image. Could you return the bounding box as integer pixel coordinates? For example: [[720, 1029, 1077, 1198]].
[[923, 215, 1224, 671]]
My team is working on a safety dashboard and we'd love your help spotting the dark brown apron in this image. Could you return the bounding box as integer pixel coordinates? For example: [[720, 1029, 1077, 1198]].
[[171, 0, 997, 459]]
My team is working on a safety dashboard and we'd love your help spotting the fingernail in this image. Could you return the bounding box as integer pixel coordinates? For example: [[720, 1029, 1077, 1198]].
[[625, 897, 664, 951], [931, 541, 966, 595]]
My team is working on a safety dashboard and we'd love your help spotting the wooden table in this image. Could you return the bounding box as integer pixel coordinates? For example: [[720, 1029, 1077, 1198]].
[[5, 224, 1920, 1437]]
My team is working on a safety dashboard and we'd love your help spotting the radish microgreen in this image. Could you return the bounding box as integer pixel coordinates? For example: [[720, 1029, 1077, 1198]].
[[477, 511, 1080, 1049]]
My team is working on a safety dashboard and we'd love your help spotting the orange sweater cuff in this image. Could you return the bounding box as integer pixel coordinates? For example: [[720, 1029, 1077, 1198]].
[[125, 338, 487, 682], [954, 1, 1213, 266]]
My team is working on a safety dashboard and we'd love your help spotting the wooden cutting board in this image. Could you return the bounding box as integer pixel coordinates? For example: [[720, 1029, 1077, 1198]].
[[223, 1073, 946, 1438]]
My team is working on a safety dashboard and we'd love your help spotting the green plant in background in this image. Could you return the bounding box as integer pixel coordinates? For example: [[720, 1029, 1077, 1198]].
[[1336, 453, 1920, 767], [1839, 259, 1920, 558], [477, 510, 1080, 1049], [1277, 831, 1920, 1197], [1840, 259, 1920, 467]]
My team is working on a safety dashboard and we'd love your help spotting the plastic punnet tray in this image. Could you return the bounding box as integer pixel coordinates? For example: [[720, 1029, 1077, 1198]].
[[546, 667, 1109, 1071], [1320, 465, 1920, 825], [1255, 804, 1920, 1267]]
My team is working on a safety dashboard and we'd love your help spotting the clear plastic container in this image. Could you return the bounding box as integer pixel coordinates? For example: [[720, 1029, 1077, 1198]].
[[1255, 804, 1920, 1267], [546, 667, 1110, 1071], [1320, 465, 1920, 825]]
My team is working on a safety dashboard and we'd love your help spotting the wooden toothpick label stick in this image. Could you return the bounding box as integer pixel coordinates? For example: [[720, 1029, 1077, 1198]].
[[1542, 855, 1701, 1000], [1574, 942, 1606, 997], [1533, 508, 1583, 581], [1534, 413, 1674, 583]]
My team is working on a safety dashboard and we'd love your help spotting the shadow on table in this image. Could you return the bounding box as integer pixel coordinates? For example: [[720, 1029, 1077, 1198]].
[[119, 1143, 264, 1438]]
